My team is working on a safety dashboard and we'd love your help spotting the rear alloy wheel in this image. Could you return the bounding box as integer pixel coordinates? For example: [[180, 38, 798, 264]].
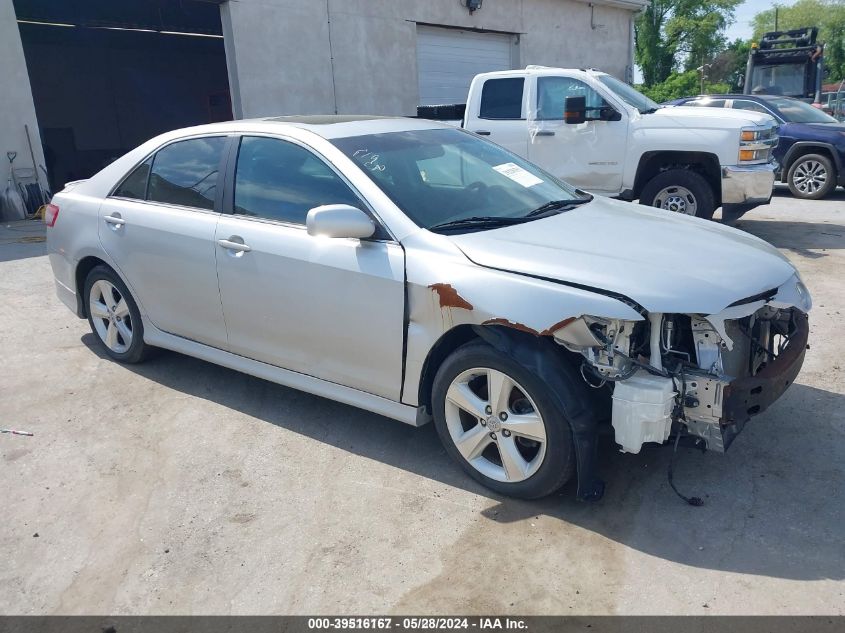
[[432, 341, 577, 499], [639, 169, 716, 220], [84, 266, 150, 363], [787, 153, 836, 199]]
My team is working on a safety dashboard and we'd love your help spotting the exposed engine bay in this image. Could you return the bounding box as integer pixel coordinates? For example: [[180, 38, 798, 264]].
[[553, 276, 812, 454]]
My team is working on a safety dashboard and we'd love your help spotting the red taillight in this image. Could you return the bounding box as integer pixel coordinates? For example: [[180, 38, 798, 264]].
[[44, 203, 59, 227]]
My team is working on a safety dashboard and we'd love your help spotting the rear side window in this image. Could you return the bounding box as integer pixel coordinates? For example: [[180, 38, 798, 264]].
[[234, 136, 362, 225], [480, 78, 524, 119], [113, 157, 152, 200], [147, 137, 226, 210], [681, 99, 726, 108]]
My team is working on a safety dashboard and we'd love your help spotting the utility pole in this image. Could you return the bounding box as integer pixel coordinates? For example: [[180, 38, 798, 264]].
[[775, 7, 779, 31]]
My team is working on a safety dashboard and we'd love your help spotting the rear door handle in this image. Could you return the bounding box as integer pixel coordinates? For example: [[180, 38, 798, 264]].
[[217, 238, 251, 253], [104, 215, 125, 227], [474, 130, 491, 136], [535, 130, 555, 136]]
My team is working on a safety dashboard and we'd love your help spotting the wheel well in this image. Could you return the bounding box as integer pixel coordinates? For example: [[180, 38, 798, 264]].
[[783, 145, 836, 176], [633, 151, 721, 204], [74, 256, 111, 317], [417, 325, 479, 413], [416, 324, 587, 414]]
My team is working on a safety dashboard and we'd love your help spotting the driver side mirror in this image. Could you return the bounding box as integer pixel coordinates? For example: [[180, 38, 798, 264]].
[[306, 204, 375, 239], [564, 96, 586, 124]]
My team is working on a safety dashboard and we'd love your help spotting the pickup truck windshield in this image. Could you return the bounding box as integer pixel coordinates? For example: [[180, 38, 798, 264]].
[[331, 128, 587, 231], [597, 74, 661, 114]]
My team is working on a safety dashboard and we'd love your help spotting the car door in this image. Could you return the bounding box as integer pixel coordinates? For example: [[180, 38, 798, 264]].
[[99, 135, 229, 349], [527, 76, 628, 193], [214, 135, 405, 400]]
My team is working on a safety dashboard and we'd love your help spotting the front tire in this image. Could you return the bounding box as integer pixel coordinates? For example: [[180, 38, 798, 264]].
[[639, 169, 716, 220], [431, 341, 577, 499], [84, 266, 150, 364], [787, 153, 836, 199]]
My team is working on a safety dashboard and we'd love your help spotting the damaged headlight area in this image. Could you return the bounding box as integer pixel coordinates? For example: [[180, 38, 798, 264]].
[[553, 305, 810, 455]]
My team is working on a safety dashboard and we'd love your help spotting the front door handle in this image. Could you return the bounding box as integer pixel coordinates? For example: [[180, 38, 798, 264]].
[[474, 130, 491, 136], [534, 130, 555, 136], [217, 238, 251, 253], [104, 215, 125, 227]]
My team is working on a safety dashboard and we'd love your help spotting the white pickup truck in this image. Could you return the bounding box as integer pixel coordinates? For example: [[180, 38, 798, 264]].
[[420, 66, 779, 222]]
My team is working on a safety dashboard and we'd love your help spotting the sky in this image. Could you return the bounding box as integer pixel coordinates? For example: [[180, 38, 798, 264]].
[[725, 0, 777, 42]]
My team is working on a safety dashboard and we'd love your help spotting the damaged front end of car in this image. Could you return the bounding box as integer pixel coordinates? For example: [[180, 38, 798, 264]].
[[554, 273, 812, 456]]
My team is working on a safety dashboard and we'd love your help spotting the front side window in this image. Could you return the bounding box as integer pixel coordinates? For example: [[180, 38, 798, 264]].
[[332, 127, 586, 230], [147, 137, 226, 210], [234, 136, 362, 225], [536, 77, 609, 120], [731, 100, 776, 117], [479, 78, 524, 119]]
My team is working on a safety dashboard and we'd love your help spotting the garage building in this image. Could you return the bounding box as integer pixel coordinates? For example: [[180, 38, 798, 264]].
[[0, 0, 647, 191]]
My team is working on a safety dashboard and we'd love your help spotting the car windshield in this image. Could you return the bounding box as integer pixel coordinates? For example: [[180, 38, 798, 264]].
[[767, 96, 839, 123], [331, 128, 588, 230], [597, 74, 661, 113]]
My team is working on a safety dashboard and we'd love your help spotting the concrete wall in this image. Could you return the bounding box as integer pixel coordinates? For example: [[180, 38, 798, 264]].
[[0, 0, 45, 190], [222, 0, 642, 118]]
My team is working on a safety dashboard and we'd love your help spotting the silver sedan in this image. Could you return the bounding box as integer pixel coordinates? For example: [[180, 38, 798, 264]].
[[46, 116, 810, 501]]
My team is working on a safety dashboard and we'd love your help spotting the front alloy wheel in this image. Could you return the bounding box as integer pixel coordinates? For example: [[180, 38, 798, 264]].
[[787, 154, 836, 199], [444, 367, 547, 483], [432, 341, 579, 499]]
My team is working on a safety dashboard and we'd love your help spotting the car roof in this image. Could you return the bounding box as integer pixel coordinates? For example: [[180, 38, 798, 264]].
[[680, 94, 798, 103], [160, 115, 448, 140]]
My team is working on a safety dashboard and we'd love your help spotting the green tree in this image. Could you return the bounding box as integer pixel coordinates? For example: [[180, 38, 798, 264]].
[[638, 70, 730, 103], [635, 0, 742, 86], [751, 0, 845, 82]]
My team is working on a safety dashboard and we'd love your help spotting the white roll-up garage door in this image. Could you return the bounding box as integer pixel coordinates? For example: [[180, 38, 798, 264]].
[[417, 25, 517, 106]]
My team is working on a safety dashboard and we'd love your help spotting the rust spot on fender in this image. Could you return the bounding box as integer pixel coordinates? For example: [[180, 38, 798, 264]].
[[539, 317, 576, 337], [429, 283, 473, 310], [482, 318, 539, 336]]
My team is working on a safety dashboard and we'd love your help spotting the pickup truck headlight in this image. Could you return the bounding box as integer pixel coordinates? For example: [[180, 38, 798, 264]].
[[739, 126, 778, 164]]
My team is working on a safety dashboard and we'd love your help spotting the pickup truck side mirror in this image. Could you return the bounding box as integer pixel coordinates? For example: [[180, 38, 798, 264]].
[[564, 96, 586, 124]]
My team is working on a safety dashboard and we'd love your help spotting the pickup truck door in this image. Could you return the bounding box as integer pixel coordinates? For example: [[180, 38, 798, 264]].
[[526, 76, 628, 194], [465, 77, 529, 157]]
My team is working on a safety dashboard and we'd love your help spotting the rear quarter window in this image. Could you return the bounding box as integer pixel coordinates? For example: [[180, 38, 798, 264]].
[[113, 157, 152, 200]]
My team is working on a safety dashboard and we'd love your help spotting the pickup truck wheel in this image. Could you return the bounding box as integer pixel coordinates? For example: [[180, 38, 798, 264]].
[[84, 266, 151, 364], [432, 341, 576, 499], [640, 170, 716, 220], [787, 154, 836, 199]]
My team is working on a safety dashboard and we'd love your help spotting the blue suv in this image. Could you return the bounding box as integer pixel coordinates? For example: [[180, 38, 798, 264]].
[[665, 94, 845, 200]]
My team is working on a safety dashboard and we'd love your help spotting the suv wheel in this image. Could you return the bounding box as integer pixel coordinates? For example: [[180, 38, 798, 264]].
[[639, 169, 716, 220], [787, 153, 836, 199], [84, 265, 151, 364], [431, 341, 579, 499]]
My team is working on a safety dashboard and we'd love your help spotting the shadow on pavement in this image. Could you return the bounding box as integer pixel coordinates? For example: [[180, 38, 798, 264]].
[[82, 334, 845, 582], [0, 220, 47, 263]]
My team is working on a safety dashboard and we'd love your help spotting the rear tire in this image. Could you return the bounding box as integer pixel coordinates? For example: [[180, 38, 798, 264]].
[[431, 340, 578, 499], [787, 153, 836, 199], [639, 169, 716, 220], [84, 266, 150, 364]]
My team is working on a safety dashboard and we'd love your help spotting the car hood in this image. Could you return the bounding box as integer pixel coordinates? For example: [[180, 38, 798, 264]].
[[448, 197, 797, 315]]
